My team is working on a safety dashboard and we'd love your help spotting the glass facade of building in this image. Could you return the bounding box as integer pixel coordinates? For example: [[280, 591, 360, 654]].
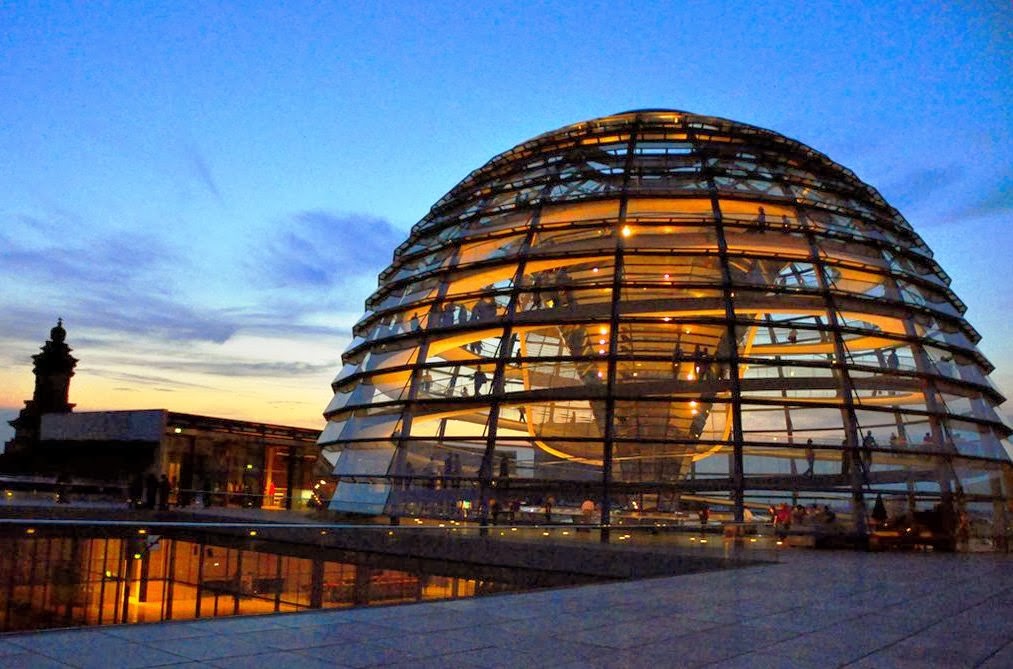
[[319, 110, 1012, 542], [0, 527, 505, 633]]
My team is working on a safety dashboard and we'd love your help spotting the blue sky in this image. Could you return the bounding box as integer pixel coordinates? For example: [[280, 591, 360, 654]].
[[2, 1, 1010, 442]]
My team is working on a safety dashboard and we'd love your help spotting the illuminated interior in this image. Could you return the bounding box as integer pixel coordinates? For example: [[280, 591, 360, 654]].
[[0, 529, 495, 632], [319, 110, 1011, 540]]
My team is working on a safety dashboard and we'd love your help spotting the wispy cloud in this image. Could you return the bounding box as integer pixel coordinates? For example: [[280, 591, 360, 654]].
[[879, 165, 964, 211], [953, 173, 1013, 219], [85, 369, 218, 390], [1, 211, 242, 345], [251, 210, 403, 296], [185, 145, 224, 204], [107, 358, 339, 380]]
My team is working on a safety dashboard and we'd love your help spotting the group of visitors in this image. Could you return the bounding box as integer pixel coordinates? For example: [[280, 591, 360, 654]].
[[412, 295, 502, 334], [670, 342, 727, 381], [528, 268, 574, 310], [127, 474, 257, 510], [400, 452, 515, 491], [488, 497, 522, 524], [769, 501, 838, 537], [753, 207, 798, 233], [127, 472, 173, 511]]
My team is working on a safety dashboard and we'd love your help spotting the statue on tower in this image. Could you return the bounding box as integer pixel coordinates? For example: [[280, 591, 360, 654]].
[[5, 319, 78, 456]]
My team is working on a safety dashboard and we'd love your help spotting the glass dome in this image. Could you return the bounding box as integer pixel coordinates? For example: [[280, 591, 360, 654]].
[[319, 110, 1011, 544]]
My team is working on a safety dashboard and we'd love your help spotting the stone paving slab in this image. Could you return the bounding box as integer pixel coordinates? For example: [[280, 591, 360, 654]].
[[1, 550, 1010, 668]]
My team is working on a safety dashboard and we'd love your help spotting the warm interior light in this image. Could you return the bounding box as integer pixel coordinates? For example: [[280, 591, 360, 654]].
[[621, 225, 632, 237]]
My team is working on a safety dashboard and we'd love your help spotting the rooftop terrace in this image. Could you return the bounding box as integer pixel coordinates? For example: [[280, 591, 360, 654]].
[[1, 549, 1009, 668]]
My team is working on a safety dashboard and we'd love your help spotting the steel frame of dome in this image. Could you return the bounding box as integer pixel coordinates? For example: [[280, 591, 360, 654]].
[[319, 110, 1012, 544]]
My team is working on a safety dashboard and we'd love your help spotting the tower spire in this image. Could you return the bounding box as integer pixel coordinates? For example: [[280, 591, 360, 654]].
[[5, 320, 78, 455]]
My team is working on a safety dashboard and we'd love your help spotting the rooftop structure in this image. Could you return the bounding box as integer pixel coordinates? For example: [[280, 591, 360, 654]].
[[319, 110, 1012, 544], [4, 323, 324, 510], [6, 318, 77, 456]]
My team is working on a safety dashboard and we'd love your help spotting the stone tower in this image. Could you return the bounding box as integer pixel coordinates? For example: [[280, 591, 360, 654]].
[[6, 319, 78, 455]]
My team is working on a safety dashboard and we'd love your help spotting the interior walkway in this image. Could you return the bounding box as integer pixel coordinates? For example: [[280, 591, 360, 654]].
[[0, 549, 1010, 668]]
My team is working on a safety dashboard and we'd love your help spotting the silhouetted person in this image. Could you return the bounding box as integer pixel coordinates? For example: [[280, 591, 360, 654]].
[[531, 273, 544, 309], [804, 439, 815, 477], [403, 460, 414, 489], [440, 303, 455, 327], [451, 453, 461, 488], [474, 369, 488, 395], [756, 206, 767, 232], [861, 431, 877, 470], [557, 268, 574, 307], [158, 474, 171, 511], [698, 506, 710, 528], [871, 493, 888, 528], [443, 453, 453, 489]]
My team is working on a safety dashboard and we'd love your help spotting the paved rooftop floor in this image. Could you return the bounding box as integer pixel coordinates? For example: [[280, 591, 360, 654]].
[[1, 549, 1010, 668]]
